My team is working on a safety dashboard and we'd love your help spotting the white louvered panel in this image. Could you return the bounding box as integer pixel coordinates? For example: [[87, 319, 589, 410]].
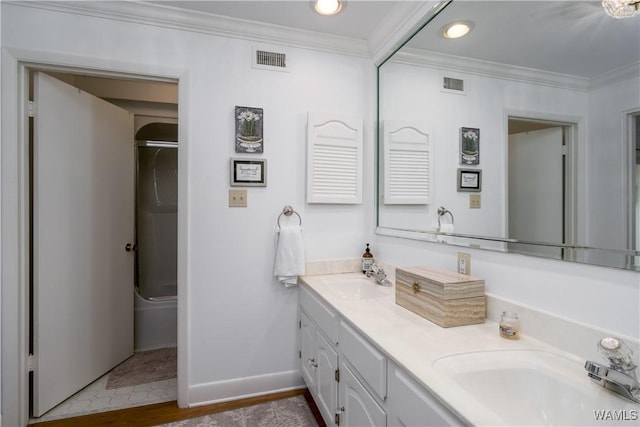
[[313, 145, 358, 195], [388, 150, 430, 199], [307, 112, 363, 204], [383, 121, 432, 205]]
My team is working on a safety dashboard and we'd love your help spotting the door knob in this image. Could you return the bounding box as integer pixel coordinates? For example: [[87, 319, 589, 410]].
[[125, 243, 137, 252]]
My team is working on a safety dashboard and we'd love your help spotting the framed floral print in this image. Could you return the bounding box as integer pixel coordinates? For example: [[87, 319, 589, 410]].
[[460, 127, 479, 165], [235, 106, 264, 153]]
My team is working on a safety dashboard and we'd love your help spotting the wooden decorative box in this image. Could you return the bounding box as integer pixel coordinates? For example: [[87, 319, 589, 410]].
[[395, 267, 485, 328]]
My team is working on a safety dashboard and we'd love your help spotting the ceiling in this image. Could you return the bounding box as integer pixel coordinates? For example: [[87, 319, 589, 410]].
[[147, 1, 399, 40], [406, 1, 640, 79], [146, 1, 640, 80]]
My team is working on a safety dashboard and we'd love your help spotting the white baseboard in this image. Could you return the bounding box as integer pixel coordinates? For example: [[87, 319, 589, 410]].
[[187, 370, 305, 408]]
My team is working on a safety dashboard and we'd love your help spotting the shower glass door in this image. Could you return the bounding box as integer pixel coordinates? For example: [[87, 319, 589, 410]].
[[136, 141, 178, 299]]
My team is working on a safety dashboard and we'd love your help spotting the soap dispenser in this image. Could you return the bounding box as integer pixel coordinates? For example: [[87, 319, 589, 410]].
[[362, 243, 374, 274]]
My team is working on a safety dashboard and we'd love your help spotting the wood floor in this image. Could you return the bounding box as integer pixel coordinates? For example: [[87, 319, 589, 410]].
[[30, 389, 326, 427]]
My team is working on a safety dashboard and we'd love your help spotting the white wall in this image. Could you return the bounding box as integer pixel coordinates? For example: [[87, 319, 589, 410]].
[[1, 3, 373, 423], [373, 234, 639, 341]]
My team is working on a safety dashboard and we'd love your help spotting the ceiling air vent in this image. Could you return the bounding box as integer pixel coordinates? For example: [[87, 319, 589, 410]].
[[254, 49, 288, 71], [443, 76, 464, 92]]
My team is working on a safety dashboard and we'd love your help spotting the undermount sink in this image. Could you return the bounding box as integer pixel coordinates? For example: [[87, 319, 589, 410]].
[[432, 349, 639, 426], [321, 276, 390, 300]]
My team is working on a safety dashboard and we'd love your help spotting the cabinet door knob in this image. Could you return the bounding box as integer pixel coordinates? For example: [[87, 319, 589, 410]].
[[125, 243, 137, 252], [307, 358, 318, 368]]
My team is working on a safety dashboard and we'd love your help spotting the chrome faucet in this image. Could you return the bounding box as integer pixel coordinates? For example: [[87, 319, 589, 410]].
[[585, 337, 640, 403], [366, 263, 393, 287]]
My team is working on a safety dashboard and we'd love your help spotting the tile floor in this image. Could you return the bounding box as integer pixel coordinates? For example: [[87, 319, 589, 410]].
[[31, 371, 177, 423]]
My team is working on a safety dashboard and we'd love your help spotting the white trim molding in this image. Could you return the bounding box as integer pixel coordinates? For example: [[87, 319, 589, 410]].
[[187, 370, 305, 408], [11, 1, 370, 57]]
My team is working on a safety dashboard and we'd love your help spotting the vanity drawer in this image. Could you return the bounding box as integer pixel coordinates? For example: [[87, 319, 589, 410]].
[[339, 320, 387, 400], [300, 285, 338, 345]]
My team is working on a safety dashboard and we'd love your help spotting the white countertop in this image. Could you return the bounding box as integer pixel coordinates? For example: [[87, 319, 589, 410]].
[[300, 272, 639, 426]]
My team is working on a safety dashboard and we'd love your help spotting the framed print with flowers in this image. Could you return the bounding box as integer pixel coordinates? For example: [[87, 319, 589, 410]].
[[235, 106, 263, 153], [460, 127, 479, 165]]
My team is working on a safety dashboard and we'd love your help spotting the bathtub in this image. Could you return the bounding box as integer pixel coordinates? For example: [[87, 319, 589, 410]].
[[134, 290, 177, 351]]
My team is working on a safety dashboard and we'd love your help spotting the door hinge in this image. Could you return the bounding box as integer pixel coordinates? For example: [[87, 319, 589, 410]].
[[299, 320, 302, 329], [335, 369, 340, 382], [27, 354, 36, 372], [335, 407, 344, 426], [28, 101, 35, 118], [299, 350, 302, 359], [561, 145, 569, 155]]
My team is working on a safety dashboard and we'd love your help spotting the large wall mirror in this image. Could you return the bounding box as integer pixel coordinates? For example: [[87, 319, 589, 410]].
[[377, 0, 640, 271]]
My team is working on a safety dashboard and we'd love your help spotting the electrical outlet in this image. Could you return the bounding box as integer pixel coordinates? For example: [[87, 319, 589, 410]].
[[457, 252, 471, 275], [229, 189, 247, 207], [469, 194, 481, 209]]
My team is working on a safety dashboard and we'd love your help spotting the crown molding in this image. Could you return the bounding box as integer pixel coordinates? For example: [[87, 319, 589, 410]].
[[9, 1, 370, 57], [589, 61, 640, 91], [369, 0, 449, 66], [390, 48, 590, 92]]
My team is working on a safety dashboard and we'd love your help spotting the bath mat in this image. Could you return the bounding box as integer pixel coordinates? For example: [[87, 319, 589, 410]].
[[159, 395, 319, 427], [106, 347, 176, 389]]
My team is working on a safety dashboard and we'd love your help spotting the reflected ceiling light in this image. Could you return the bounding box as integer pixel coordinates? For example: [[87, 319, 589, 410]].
[[442, 21, 473, 39], [315, 0, 342, 16], [602, 0, 640, 18]]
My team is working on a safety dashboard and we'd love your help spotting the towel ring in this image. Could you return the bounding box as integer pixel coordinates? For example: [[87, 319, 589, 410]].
[[277, 205, 302, 229]]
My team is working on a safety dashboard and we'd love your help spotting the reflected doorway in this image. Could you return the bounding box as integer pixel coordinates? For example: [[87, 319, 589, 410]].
[[507, 117, 576, 259]]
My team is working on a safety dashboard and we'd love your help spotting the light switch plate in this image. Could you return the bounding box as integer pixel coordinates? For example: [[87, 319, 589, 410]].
[[229, 189, 247, 207], [469, 194, 481, 209]]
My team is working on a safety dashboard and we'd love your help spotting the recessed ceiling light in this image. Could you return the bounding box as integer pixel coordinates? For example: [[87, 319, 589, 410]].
[[442, 21, 473, 39], [315, 0, 343, 16]]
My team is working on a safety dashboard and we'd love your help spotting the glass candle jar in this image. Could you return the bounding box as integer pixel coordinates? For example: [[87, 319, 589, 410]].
[[499, 311, 520, 340]]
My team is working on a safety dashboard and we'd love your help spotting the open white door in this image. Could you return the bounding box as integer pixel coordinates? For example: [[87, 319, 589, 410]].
[[32, 72, 135, 417], [508, 127, 564, 258]]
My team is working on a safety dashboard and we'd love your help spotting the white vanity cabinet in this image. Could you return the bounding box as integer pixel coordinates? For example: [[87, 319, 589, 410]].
[[300, 283, 463, 427], [300, 287, 339, 426], [316, 331, 339, 425], [339, 360, 386, 427], [338, 320, 387, 426]]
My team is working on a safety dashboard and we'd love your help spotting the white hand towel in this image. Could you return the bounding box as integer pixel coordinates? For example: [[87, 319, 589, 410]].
[[440, 223, 455, 233], [274, 225, 305, 287]]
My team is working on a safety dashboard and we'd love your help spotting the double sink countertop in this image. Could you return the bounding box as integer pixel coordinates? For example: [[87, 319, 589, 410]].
[[299, 272, 639, 427]]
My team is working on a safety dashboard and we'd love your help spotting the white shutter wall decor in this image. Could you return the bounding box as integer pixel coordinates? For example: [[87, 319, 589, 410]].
[[383, 120, 433, 205], [307, 112, 363, 204]]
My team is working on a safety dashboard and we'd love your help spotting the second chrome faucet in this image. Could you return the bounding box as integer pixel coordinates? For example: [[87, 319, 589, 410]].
[[366, 263, 393, 287], [585, 336, 640, 403]]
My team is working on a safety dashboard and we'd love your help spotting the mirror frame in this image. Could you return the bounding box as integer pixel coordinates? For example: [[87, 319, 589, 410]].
[[374, 0, 640, 272]]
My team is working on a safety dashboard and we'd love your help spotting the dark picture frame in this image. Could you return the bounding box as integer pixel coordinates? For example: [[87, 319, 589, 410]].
[[235, 106, 264, 153], [230, 158, 267, 187], [460, 127, 480, 165], [457, 168, 481, 192]]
